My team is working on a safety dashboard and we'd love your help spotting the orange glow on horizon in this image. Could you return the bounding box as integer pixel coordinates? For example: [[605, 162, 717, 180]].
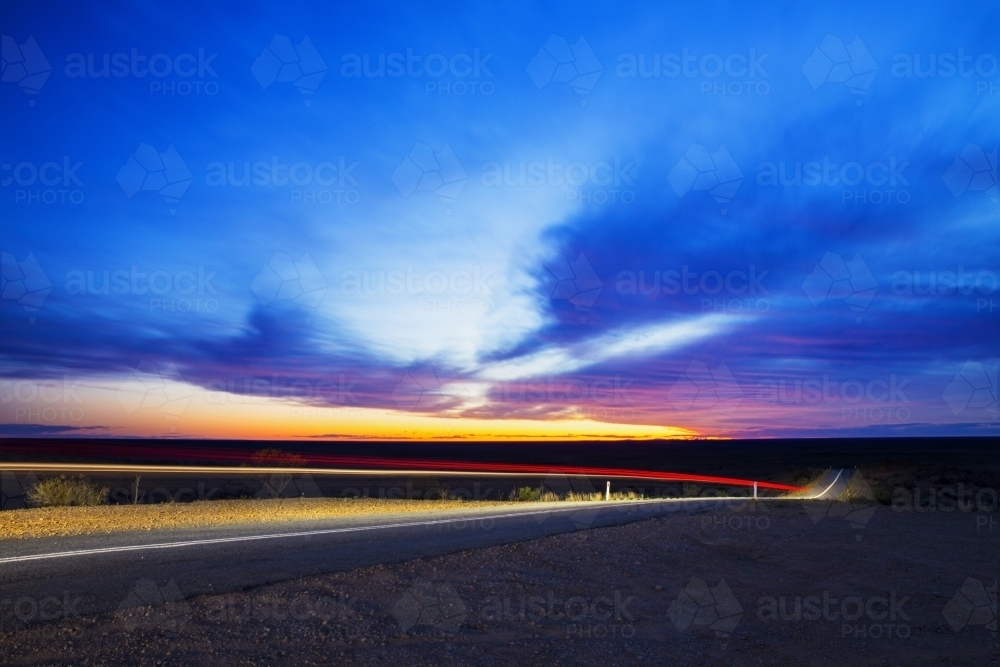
[[4, 379, 703, 441]]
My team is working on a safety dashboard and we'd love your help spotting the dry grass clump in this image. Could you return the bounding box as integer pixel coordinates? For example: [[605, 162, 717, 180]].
[[27, 475, 108, 507], [509, 487, 648, 502], [565, 491, 603, 501]]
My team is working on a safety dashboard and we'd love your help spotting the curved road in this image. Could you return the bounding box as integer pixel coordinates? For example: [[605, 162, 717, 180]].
[[0, 473, 849, 624]]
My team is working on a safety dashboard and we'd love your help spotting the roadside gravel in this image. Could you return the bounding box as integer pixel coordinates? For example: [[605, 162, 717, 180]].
[[0, 498, 507, 539], [2, 503, 996, 666]]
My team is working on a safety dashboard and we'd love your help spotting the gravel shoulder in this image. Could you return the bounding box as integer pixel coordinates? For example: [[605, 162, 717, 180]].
[[2, 502, 996, 666], [0, 498, 508, 540]]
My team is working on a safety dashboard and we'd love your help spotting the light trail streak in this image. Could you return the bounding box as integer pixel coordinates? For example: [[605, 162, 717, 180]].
[[0, 461, 804, 492]]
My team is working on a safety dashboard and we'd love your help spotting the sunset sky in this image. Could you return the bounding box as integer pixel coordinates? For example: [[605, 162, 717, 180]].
[[1, 1, 997, 439]]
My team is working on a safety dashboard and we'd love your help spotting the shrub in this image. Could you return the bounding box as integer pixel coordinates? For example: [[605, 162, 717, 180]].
[[511, 486, 542, 502], [249, 448, 306, 498], [28, 476, 108, 507]]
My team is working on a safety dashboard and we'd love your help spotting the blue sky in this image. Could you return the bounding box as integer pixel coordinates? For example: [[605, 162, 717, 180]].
[[1, 0, 998, 439]]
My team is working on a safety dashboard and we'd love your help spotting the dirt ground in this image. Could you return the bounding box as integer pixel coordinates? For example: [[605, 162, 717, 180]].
[[2, 501, 997, 666], [0, 497, 507, 540]]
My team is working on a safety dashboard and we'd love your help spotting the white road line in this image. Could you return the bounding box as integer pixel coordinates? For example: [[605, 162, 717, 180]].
[[0, 500, 655, 564], [809, 469, 845, 499], [0, 492, 837, 565]]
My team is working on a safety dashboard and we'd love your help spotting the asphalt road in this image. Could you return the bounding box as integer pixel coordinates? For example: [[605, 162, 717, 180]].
[[0, 472, 846, 627], [0, 499, 708, 623]]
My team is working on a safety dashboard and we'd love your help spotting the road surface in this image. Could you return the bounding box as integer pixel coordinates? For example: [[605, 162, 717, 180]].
[[0, 473, 848, 624]]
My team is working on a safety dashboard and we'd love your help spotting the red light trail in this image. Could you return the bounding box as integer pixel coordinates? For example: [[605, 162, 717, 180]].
[[0, 440, 804, 492]]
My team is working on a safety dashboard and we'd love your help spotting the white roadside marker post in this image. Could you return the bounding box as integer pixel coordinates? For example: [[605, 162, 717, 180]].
[[753, 481, 758, 500], [605, 481, 610, 501]]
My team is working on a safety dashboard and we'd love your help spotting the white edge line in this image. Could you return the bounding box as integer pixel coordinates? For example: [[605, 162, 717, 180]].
[[801, 469, 844, 500], [0, 495, 819, 565]]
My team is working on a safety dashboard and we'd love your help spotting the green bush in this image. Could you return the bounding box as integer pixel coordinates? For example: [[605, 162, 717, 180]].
[[28, 475, 108, 507]]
